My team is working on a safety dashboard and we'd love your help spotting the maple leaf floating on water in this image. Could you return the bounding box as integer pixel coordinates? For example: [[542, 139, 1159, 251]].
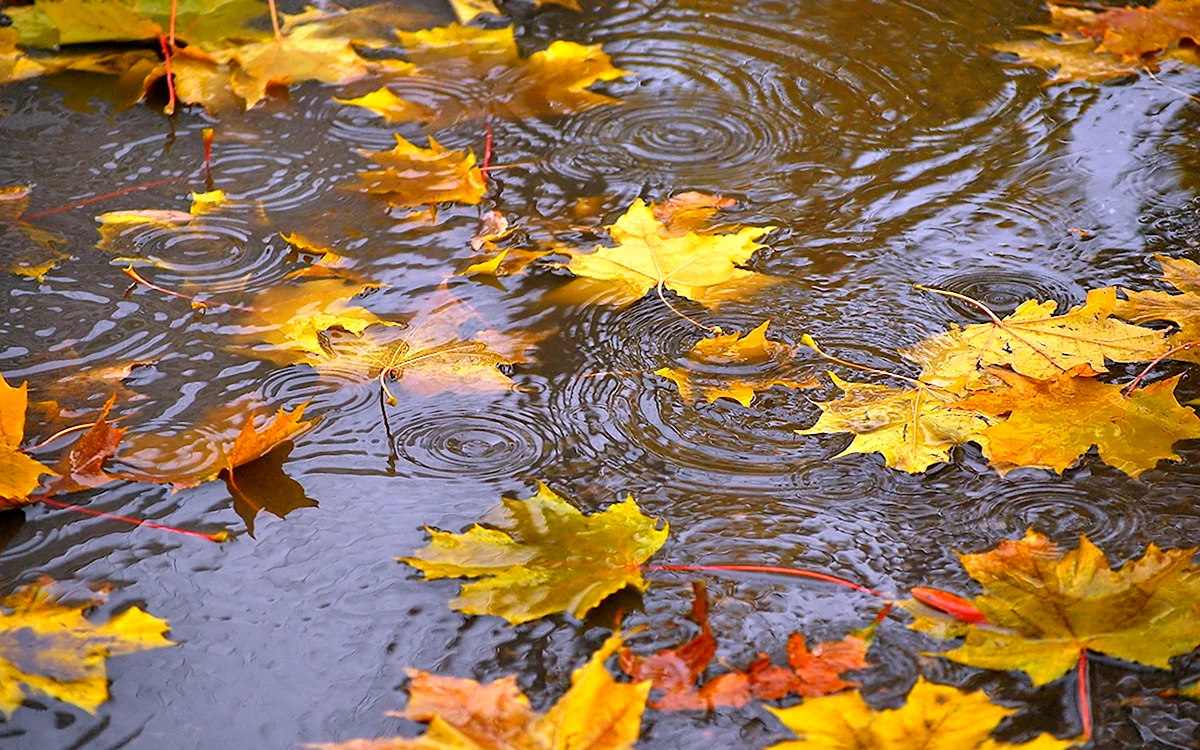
[[401, 483, 667, 624], [766, 677, 1075, 750], [957, 365, 1200, 478], [336, 23, 627, 127], [0, 374, 58, 510], [0, 581, 174, 716], [1114, 254, 1200, 363], [903, 530, 1200, 686], [992, 0, 1200, 85], [553, 199, 778, 309], [308, 633, 647, 750], [655, 321, 816, 406], [797, 370, 992, 474], [619, 582, 870, 710], [350, 135, 485, 209]]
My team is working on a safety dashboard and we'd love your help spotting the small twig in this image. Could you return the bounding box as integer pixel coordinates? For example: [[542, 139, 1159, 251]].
[[1143, 67, 1200, 105], [657, 282, 717, 332], [1123, 339, 1200, 395], [37, 497, 229, 542], [481, 121, 493, 185], [202, 127, 215, 190], [644, 563, 882, 597], [23, 177, 182, 221], [480, 161, 539, 172], [122, 267, 256, 312]]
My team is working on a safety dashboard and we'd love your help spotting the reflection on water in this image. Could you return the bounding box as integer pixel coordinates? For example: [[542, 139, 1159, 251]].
[[2, 0, 1200, 746]]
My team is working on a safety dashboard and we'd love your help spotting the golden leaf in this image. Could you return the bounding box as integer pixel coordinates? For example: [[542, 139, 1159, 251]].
[[955, 366, 1200, 478], [766, 677, 1074, 749], [240, 278, 392, 362], [797, 371, 991, 474], [350, 135, 485, 208], [903, 287, 1168, 389], [0, 374, 57, 509], [0, 581, 174, 716], [307, 634, 647, 749], [905, 530, 1200, 686], [555, 199, 777, 308], [655, 322, 815, 406], [1114, 254, 1200, 363], [401, 483, 667, 624]]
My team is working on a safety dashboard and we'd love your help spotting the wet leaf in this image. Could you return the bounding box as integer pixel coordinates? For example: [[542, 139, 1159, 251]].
[[0, 374, 57, 510], [903, 288, 1168, 389], [1114, 254, 1200, 363], [904, 530, 1200, 686], [620, 583, 870, 710], [350, 134, 485, 208], [336, 23, 626, 127], [307, 633, 647, 750], [555, 199, 777, 308], [766, 677, 1074, 749], [223, 401, 317, 477], [447, 0, 501, 24], [7, 0, 267, 50], [1077, 0, 1200, 60], [655, 321, 815, 406], [796, 370, 991, 474], [315, 293, 539, 400], [652, 191, 738, 236], [239, 278, 393, 362], [401, 482, 668, 624], [992, 38, 1142, 84], [956, 366, 1200, 478], [1, 185, 68, 281], [0, 581, 174, 716], [46, 395, 123, 494]]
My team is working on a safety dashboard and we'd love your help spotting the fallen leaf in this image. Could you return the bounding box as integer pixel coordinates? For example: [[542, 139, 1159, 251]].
[[956, 366, 1200, 477], [797, 370, 991, 474], [238, 278, 392, 362], [0, 374, 58, 509], [350, 135, 485, 209], [336, 23, 626, 127], [1115, 254, 1200, 363], [470, 210, 512, 251], [306, 633, 647, 750], [279, 3, 443, 47], [554, 198, 777, 308], [223, 401, 317, 477], [992, 38, 1143, 84], [904, 530, 1200, 686], [903, 287, 1168, 389], [45, 394, 123, 494], [620, 582, 869, 710], [655, 321, 815, 406], [0, 185, 68, 280], [401, 482, 668, 624], [188, 189, 227, 214], [315, 293, 539, 401], [1079, 0, 1200, 60], [0, 581, 174, 716], [652, 191, 738, 236], [447, 0, 500, 24], [8, 0, 267, 50], [766, 676, 1074, 749]]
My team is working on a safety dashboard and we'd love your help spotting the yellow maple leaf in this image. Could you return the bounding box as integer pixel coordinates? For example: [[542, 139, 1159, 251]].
[[350, 135, 485, 208], [1114, 254, 1200, 363], [655, 322, 815, 406], [555, 199, 777, 308], [401, 483, 667, 624], [796, 371, 991, 474], [0, 374, 57, 509], [307, 633, 647, 749], [955, 366, 1200, 478], [336, 23, 626, 127], [0, 581, 174, 716], [240, 278, 393, 362], [904, 287, 1168, 389], [905, 530, 1200, 686], [766, 677, 1074, 749]]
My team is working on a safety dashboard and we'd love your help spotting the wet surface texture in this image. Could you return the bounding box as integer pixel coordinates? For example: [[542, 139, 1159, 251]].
[[2, 0, 1200, 747]]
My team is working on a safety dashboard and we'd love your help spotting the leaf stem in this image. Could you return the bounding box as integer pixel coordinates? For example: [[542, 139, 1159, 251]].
[[122, 266, 255, 312], [26, 417, 131, 451], [481, 121, 493, 185], [23, 177, 182, 221], [268, 0, 282, 40], [1078, 648, 1093, 742], [801, 334, 930, 390], [37, 497, 229, 542], [158, 35, 177, 116], [644, 563, 881, 596], [1123, 339, 1200, 395]]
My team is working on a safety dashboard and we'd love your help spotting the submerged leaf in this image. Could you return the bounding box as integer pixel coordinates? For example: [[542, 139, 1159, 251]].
[[307, 633, 647, 750], [556, 199, 777, 308], [401, 483, 668, 624], [766, 677, 1074, 749], [905, 530, 1200, 686], [350, 135, 485, 208], [1, 185, 68, 280], [0, 581, 174, 716], [239, 278, 392, 362]]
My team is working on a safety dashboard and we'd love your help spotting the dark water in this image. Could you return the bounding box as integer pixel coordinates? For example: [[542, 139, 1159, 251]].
[[2, 0, 1200, 747]]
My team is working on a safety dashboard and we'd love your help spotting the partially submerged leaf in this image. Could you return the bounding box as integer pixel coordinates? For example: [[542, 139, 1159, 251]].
[[620, 583, 870, 710], [956, 366, 1200, 478], [239, 278, 392, 362], [350, 135, 485, 208], [0, 374, 58, 509], [992, 38, 1142, 84], [0, 581, 174, 716], [766, 677, 1074, 749], [1115, 254, 1200, 363], [555, 199, 778, 308], [46, 395, 123, 494], [904, 530, 1200, 686], [7, 0, 267, 50], [655, 321, 815, 406], [307, 633, 648, 750], [401, 483, 668, 624], [337, 23, 627, 127], [1, 185, 68, 280], [797, 371, 991, 473]]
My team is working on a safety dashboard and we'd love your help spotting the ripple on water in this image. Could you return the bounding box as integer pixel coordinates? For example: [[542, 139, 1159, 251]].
[[210, 140, 332, 214]]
